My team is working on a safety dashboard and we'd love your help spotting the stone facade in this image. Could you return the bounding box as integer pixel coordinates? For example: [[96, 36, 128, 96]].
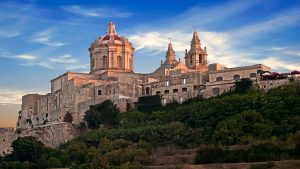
[[0, 128, 15, 156], [16, 21, 275, 129], [1, 21, 297, 157], [0, 123, 80, 157]]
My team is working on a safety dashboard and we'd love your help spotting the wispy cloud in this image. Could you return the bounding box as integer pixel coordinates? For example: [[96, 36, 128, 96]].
[[49, 54, 78, 63], [230, 7, 300, 40], [165, 0, 260, 31], [61, 5, 131, 18], [0, 51, 37, 61], [267, 47, 287, 51], [1, 49, 88, 71], [18, 54, 89, 71], [127, 1, 300, 72], [0, 30, 20, 38], [31, 29, 65, 47], [15, 54, 36, 60], [0, 87, 48, 105]]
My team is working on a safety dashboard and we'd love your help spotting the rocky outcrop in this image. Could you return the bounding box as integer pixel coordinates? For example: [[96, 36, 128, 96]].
[[0, 122, 81, 157]]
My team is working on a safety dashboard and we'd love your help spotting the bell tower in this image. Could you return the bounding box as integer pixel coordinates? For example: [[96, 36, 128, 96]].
[[185, 31, 208, 72], [164, 42, 177, 65]]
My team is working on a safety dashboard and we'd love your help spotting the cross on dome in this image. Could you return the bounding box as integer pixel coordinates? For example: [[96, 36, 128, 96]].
[[107, 21, 117, 35]]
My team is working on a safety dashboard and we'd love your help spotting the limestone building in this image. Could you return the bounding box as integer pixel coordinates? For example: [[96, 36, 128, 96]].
[[17, 21, 271, 129]]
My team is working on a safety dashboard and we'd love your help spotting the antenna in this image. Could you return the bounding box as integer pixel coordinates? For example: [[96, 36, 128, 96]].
[[192, 25, 198, 32]]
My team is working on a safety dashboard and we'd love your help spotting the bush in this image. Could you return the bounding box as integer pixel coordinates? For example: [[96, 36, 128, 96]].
[[137, 95, 162, 113], [84, 100, 120, 129], [9, 137, 45, 163], [234, 78, 252, 93]]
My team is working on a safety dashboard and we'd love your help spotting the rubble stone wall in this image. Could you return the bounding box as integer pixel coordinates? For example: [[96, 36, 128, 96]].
[[0, 123, 80, 157]]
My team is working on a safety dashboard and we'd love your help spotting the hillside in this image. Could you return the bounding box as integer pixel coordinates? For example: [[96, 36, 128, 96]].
[[1, 83, 300, 169]]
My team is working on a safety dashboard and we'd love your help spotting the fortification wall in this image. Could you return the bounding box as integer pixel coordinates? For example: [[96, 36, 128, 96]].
[[0, 123, 81, 157], [0, 128, 16, 156]]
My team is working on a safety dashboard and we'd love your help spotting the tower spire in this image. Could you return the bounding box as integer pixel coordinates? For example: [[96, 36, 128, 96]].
[[165, 41, 177, 65], [192, 31, 200, 45]]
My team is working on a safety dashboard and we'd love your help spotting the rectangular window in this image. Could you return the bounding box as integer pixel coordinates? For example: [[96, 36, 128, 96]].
[[98, 90, 102, 95], [165, 81, 169, 86]]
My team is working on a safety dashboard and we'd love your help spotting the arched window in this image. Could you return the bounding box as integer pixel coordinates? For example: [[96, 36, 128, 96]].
[[92, 58, 95, 68], [233, 75, 240, 81], [102, 56, 108, 68], [199, 54, 202, 64], [213, 88, 220, 96], [190, 59, 193, 65], [173, 89, 178, 93], [117, 56, 122, 68], [165, 81, 169, 86], [164, 90, 169, 94], [98, 90, 102, 95], [145, 87, 150, 95], [250, 73, 257, 78], [182, 88, 187, 92], [156, 91, 161, 95], [216, 76, 223, 81]]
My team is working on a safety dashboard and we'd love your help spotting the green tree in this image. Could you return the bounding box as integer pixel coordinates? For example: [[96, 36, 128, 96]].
[[87, 147, 108, 169], [48, 157, 63, 168], [120, 111, 145, 125], [10, 136, 44, 162], [37, 155, 48, 169], [84, 100, 120, 128], [235, 78, 253, 93], [137, 95, 162, 113]]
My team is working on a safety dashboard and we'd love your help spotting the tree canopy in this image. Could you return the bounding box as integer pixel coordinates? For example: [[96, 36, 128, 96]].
[[84, 100, 120, 129]]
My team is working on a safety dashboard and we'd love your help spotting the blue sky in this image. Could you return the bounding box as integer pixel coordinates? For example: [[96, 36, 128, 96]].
[[1, 0, 300, 127]]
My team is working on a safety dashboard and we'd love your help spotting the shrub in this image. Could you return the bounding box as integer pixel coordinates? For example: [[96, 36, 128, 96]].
[[137, 95, 162, 113]]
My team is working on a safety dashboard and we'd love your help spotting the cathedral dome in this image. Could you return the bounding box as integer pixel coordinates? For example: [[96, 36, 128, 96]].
[[89, 21, 135, 74]]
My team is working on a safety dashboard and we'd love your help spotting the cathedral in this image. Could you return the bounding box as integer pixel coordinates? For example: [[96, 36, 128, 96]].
[[17, 21, 272, 129]]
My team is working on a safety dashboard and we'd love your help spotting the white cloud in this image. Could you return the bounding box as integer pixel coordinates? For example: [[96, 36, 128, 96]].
[[267, 47, 287, 51], [0, 52, 37, 61], [165, 0, 260, 31], [129, 31, 189, 51], [49, 54, 78, 63], [284, 50, 300, 57], [256, 57, 300, 71], [0, 87, 48, 105], [61, 5, 131, 18], [230, 8, 300, 40], [0, 30, 20, 38], [126, 1, 300, 72], [15, 54, 36, 60], [32, 29, 65, 47], [66, 64, 90, 72]]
